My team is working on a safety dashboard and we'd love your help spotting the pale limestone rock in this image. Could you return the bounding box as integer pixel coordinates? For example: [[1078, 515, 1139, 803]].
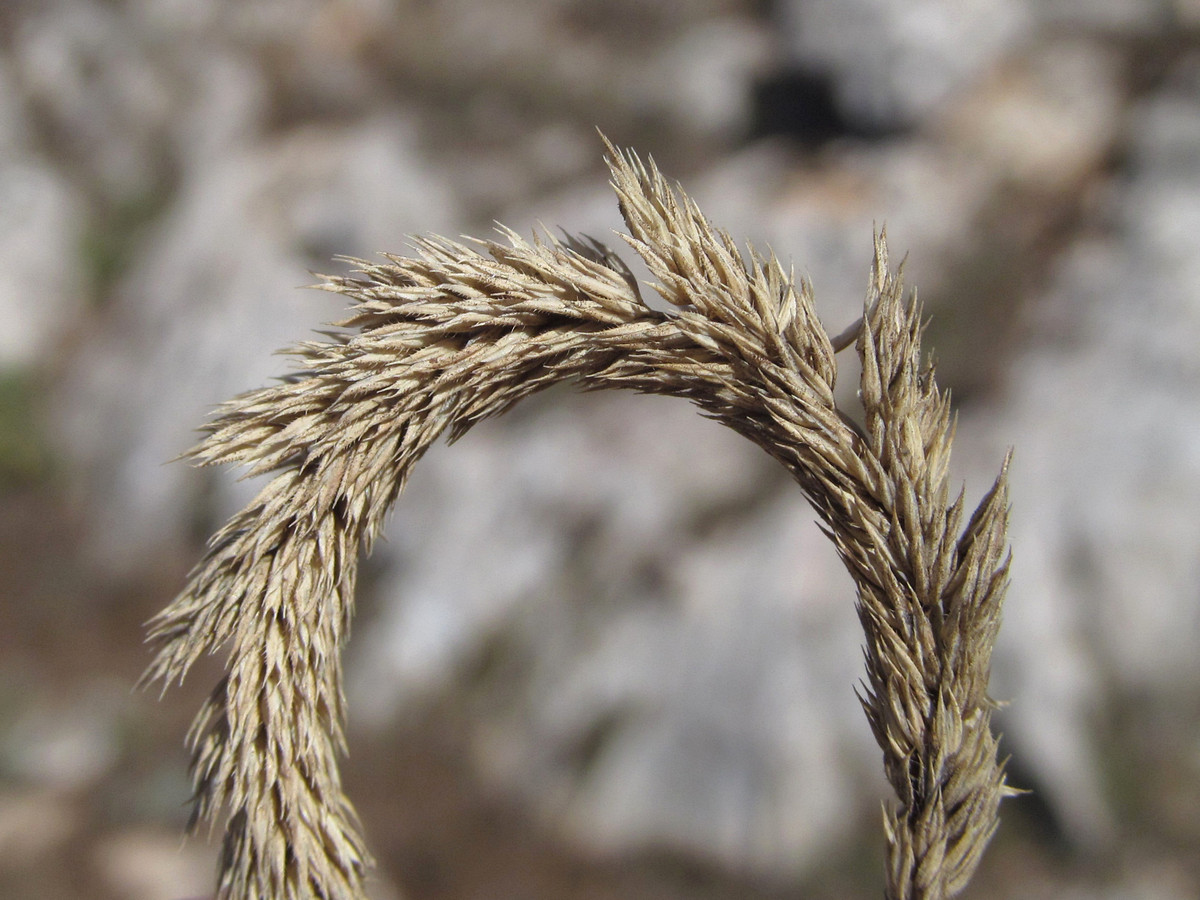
[[56, 116, 461, 572], [0, 160, 86, 368], [774, 0, 1033, 129], [92, 830, 216, 900], [976, 56, 1200, 847]]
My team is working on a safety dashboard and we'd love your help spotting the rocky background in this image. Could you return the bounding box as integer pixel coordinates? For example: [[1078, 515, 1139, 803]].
[[3, 1, 1200, 898]]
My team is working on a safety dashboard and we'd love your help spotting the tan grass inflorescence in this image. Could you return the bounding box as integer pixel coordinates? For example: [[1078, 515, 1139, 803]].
[[144, 139, 1016, 900]]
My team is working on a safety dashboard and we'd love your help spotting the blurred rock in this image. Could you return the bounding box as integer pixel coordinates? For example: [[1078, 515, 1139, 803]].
[[1036, 0, 1183, 31], [1059, 857, 1198, 900], [773, 0, 1033, 130], [977, 54, 1200, 846], [92, 829, 215, 900], [1181, 0, 1200, 25], [0, 687, 123, 790], [0, 160, 86, 369], [0, 790, 77, 865], [632, 18, 774, 141], [723, 138, 993, 314], [342, 0, 766, 149], [939, 38, 1123, 193], [11, 0, 173, 199], [0, 54, 32, 154], [55, 114, 461, 573], [0, 54, 87, 370]]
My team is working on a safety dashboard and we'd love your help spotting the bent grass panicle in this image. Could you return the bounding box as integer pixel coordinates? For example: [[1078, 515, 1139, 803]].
[[145, 139, 1016, 900]]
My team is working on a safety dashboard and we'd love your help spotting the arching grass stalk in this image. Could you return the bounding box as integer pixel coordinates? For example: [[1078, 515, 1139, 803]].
[[144, 138, 1016, 900]]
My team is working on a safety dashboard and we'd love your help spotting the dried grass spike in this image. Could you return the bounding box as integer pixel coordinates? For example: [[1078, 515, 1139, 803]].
[[146, 138, 1015, 900]]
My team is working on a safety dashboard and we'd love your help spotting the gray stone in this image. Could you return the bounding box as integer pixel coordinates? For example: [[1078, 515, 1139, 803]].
[[55, 115, 461, 572], [938, 38, 1123, 192], [774, 0, 1033, 129], [973, 55, 1200, 848], [0, 48, 87, 369], [0, 687, 123, 790], [0, 791, 77, 868], [1036, 0, 1180, 31], [11, 0, 172, 199], [0, 160, 86, 368], [632, 18, 774, 140], [92, 829, 217, 900]]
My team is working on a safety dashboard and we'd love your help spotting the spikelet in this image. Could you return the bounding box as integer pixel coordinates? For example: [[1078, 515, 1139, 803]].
[[144, 138, 1015, 900]]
